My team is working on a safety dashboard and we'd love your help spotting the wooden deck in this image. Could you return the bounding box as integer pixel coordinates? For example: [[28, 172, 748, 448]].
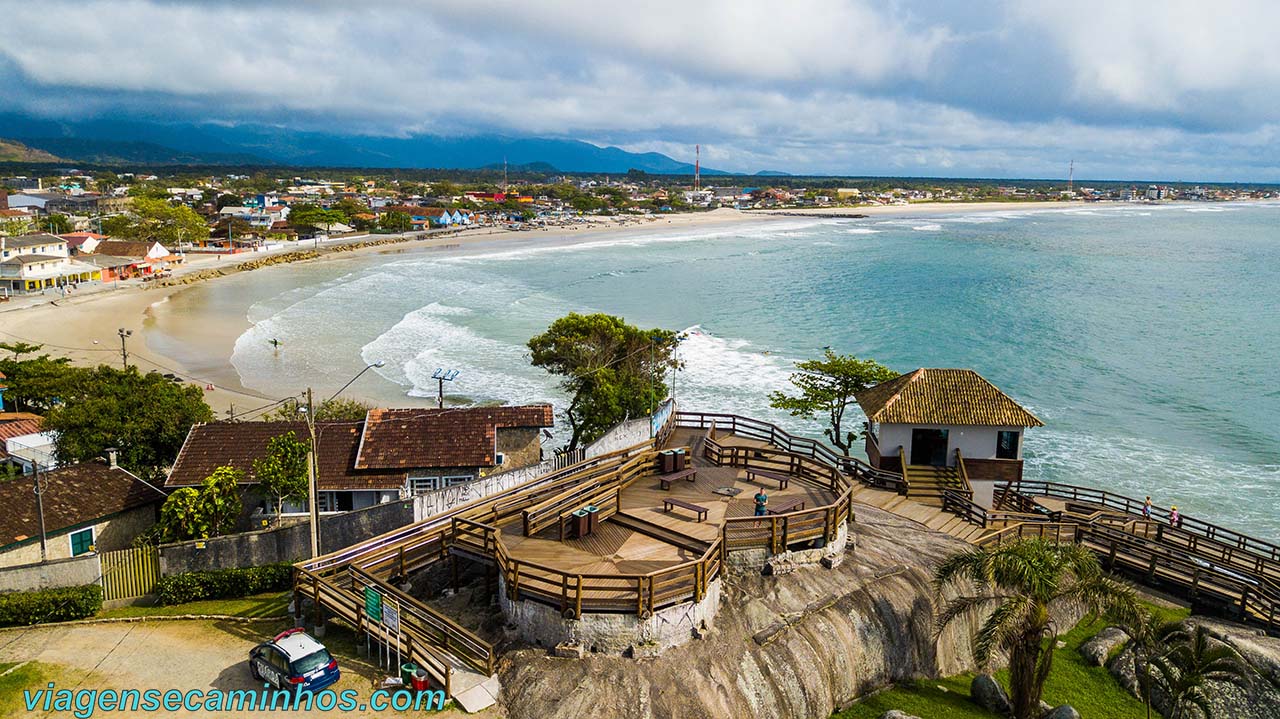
[[494, 428, 836, 575]]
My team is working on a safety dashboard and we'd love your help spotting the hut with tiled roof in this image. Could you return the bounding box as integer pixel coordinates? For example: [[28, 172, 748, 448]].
[[856, 368, 1042, 504]]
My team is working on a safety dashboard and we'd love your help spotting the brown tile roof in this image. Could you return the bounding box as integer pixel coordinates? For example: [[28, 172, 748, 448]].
[[166, 421, 405, 491], [855, 368, 1044, 427], [0, 417, 44, 443], [0, 460, 166, 549], [355, 405, 554, 470]]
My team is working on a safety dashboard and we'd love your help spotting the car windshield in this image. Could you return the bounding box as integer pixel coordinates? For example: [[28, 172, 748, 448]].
[[292, 649, 332, 675]]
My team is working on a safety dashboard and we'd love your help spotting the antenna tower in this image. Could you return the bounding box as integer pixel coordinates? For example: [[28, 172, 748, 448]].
[[503, 157, 508, 194], [1068, 159, 1074, 195], [694, 145, 701, 191]]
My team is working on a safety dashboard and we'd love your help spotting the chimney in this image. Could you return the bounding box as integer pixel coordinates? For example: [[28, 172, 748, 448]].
[[105, 448, 118, 468]]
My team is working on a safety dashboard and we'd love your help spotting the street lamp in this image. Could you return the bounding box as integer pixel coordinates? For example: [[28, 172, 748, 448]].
[[326, 360, 386, 402], [431, 368, 459, 409]]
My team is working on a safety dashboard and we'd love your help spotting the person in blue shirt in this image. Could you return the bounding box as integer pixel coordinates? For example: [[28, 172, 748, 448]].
[[754, 489, 768, 517]]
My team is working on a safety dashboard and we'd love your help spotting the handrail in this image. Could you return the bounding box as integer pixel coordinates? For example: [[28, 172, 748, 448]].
[[1002, 480, 1280, 563], [954, 448, 973, 495]]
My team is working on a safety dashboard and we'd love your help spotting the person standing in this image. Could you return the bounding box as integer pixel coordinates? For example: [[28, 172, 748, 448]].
[[754, 489, 769, 517], [1169, 505, 1180, 527], [1143, 496, 1152, 519]]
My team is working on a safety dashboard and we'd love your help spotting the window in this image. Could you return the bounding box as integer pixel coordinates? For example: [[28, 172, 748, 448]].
[[70, 527, 94, 556], [408, 474, 474, 495], [996, 431, 1020, 460]]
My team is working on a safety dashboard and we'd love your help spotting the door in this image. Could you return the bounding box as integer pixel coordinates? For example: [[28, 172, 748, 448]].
[[910, 428, 949, 466]]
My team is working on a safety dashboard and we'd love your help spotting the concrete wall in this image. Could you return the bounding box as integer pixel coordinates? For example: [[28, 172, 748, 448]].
[[159, 498, 414, 574], [497, 427, 542, 469], [412, 460, 554, 522], [878, 423, 1023, 465], [584, 417, 650, 457], [0, 553, 101, 591]]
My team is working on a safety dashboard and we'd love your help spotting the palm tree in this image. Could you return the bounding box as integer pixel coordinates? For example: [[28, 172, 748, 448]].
[[1117, 609, 1182, 719], [1149, 624, 1252, 719], [935, 537, 1140, 719]]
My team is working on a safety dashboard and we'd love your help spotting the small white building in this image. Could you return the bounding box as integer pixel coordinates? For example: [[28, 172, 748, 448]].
[[0, 233, 103, 294], [857, 368, 1043, 507]]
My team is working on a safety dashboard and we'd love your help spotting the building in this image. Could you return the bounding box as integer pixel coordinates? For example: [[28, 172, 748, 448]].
[[3, 177, 42, 191], [857, 368, 1043, 505], [0, 454, 166, 567], [0, 233, 103, 294], [165, 405, 554, 518], [59, 231, 109, 255]]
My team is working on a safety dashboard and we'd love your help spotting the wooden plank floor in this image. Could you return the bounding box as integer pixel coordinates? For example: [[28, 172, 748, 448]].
[[494, 428, 837, 575]]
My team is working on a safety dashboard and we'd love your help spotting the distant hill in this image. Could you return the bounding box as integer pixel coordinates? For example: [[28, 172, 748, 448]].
[[755, 170, 792, 177], [0, 138, 62, 163], [0, 113, 733, 174]]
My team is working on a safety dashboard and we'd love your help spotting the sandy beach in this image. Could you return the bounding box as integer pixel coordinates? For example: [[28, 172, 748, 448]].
[[0, 200, 1119, 416]]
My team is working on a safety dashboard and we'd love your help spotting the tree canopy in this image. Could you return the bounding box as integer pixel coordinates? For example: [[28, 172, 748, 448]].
[[42, 365, 214, 477], [101, 197, 210, 246], [252, 431, 310, 521], [154, 465, 244, 542], [288, 203, 347, 234], [768, 350, 897, 455], [269, 397, 373, 423], [528, 312, 680, 450]]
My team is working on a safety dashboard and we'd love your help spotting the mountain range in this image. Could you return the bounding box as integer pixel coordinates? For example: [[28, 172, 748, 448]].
[[0, 113, 733, 175]]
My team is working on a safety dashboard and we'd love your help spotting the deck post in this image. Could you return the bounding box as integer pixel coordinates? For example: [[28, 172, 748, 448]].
[[575, 575, 582, 618], [636, 577, 644, 614], [312, 575, 322, 629], [561, 574, 569, 613]]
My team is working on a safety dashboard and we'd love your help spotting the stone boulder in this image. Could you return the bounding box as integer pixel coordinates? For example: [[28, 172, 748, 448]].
[[970, 673, 1012, 716], [1042, 706, 1080, 719], [1079, 626, 1129, 666], [879, 711, 922, 719]]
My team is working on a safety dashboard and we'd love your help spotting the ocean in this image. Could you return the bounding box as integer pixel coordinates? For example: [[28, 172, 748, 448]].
[[179, 204, 1280, 539]]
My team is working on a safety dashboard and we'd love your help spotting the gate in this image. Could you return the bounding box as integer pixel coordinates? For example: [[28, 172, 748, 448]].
[[99, 546, 160, 601]]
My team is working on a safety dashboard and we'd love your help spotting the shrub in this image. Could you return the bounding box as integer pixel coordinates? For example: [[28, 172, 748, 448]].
[[156, 563, 294, 606], [0, 584, 103, 626]]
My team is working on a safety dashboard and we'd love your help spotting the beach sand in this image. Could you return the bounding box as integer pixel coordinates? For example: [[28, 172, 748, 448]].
[[0, 200, 1106, 415]]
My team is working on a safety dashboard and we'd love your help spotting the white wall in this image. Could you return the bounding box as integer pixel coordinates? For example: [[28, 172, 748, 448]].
[[879, 423, 1023, 465], [412, 459, 555, 522]]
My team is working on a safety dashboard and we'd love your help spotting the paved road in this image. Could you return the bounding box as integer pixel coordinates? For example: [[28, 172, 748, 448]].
[[0, 620, 485, 717]]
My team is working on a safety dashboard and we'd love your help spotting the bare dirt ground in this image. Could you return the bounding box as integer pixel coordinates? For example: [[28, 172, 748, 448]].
[[0, 619, 494, 718]]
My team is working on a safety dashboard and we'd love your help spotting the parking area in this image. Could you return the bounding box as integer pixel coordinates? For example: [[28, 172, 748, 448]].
[[0, 620, 486, 717]]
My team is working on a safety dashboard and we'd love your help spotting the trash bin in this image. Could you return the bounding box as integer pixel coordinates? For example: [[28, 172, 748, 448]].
[[585, 504, 600, 533], [674, 447, 687, 470], [572, 509, 590, 538], [400, 663, 418, 687], [660, 450, 676, 473], [411, 668, 430, 692]]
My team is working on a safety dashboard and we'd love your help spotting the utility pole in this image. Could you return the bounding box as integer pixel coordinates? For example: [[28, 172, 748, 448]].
[[117, 328, 132, 369], [304, 388, 320, 558], [33, 463, 47, 563]]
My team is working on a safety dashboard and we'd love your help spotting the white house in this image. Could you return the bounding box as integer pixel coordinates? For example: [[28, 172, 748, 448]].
[[0, 233, 103, 294], [857, 368, 1043, 507]]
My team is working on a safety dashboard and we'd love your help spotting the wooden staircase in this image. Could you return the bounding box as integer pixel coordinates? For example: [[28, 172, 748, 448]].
[[849, 484, 990, 543], [903, 464, 965, 506]]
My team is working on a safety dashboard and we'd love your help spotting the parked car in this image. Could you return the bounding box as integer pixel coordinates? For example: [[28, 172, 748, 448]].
[[249, 628, 340, 691]]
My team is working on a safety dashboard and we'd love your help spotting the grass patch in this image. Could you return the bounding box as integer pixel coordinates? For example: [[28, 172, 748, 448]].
[[838, 601, 1189, 719], [96, 591, 290, 619], [0, 662, 58, 716]]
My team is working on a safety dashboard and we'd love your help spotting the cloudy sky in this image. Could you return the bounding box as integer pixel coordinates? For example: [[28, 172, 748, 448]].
[[3, 0, 1279, 180]]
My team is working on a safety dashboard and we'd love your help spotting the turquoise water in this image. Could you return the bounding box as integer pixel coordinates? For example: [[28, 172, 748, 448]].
[[212, 204, 1280, 539]]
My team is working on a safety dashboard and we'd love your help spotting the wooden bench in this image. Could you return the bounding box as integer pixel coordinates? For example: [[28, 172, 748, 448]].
[[745, 468, 790, 489], [767, 498, 806, 515], [663, 498, 709, 522], [658, 468, 697, 490]]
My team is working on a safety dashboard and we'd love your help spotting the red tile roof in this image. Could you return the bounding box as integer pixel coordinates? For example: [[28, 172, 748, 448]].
[[0, 460, 166, 550], [355, 406, 554, 470], [0, 417, 44, 443]]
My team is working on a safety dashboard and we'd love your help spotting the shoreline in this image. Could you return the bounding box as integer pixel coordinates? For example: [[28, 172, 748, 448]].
[[0, 198, 1240, 416]]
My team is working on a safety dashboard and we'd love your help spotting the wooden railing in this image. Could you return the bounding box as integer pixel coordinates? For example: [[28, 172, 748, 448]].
[[954, 448, 973, 495], [843, 455, 908, 493], [898, 447, 911, 491], [1002, 480, 1280, 564]]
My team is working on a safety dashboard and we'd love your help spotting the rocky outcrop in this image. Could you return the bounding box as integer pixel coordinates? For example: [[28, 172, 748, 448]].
[[1079, 626, 1128, 666], [970, 673, 1012, 716], [1042, 706, 1080, 719], [496, 503, 989, 719], [879, 711, 922, 719], [1106, 617, 1280, 719]]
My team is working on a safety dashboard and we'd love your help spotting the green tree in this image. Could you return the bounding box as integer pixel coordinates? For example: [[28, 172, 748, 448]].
[[155, 487, 205, 541], [1118, 610, 1182, 719], [42, 366, 214, 477], [768, 350, 898, 455], [379, 210, 412, 232], [106, 197, 210, 246], [1150, 624, 1254, 719], [252, 431, 310, 520], [0, 345, 74, 412], [528, 313, 680, 450], [269, 397, 373, 422], [44, 214, 73, 234], [289, 204, 347, 234], [215, 193, 243, 210], [934, 538, 1140, 719]]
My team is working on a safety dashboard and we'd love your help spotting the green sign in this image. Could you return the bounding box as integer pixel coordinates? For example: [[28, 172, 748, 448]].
[[363, 586, 383, 622]]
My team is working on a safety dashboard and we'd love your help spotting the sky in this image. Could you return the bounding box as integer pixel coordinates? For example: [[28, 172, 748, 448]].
[[2, 0, 1280, 180]]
